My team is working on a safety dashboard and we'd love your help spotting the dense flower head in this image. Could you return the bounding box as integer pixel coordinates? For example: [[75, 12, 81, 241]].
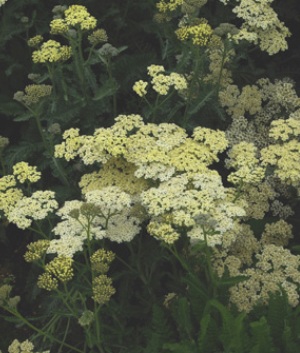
[[229, 0, 291, 54], [49, 186, 141, 256], [45, 256, 74, 283], [7, 190, 58, 230], [176, 22, 213, 46], [0, 136, 9, 150], [269, 118, 300, 142], [79, 158, 149, 196], [261, 220, 293, 247], [226, 142, 265, 185], [50, 18, 69, 35], [261, 120, 300, 187], [142, 173, 245, 245], [6, 339, 50, 353], [133, 80, 148, 97], [50, 5, 97, 34], [229, 245, 300, 312], [15, 85, 52, 106], [24, 240, 50, 262], [27, 35, 43, 48], [133, 65, 187, 97], [32, 40, 72, 63], [0, 172, 38, 220], [0, 185, 23, 217], [241, 182, 277, 219], [92, 274, 116, 305], [0, 285, 20, 308], [90, 249, 115, 274], [49, 199, 105, 256], [64, 5, 97, 30], [156, 0, 184, 13], [78, 310, 94, 327], [54, 116, 248, 246], [13, 162, 41, 184], [37, 272, 58, 291], [6, 339, 47, 353], [88, 28, 108, 45], [219, 84, 263, 119]]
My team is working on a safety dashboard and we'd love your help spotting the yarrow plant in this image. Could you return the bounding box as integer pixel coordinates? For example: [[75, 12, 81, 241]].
[[0, 1, 300, 353]]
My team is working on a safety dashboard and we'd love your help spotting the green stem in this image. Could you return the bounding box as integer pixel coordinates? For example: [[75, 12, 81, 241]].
[[215, 40, 229, 97], [1, 306, 84, 353], [106, 58, 117, 117], [0, 153, 6, 175], [58, 316, 71, 353], [203, 228, 217, 298], [182, 46, 202, 126], [70, 32, 88, 99]]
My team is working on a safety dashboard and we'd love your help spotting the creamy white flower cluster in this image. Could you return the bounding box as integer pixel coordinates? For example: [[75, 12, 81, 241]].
[[47, 187, 141, 257], [224, 0, 291, 55], [5, 339, 49, 353], [55, 114, 244, 246], [0, 163, 58, 229], [0, 0, 8, 7], [142, 173, 245, 245]]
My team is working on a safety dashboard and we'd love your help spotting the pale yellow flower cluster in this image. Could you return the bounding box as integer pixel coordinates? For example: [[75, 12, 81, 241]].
[[6, 339, 49, 353], [13, 161, 41, 183], [132, 80, 148, 97], [229, 245, 300, 312], [79, 158, 149, 196], [228, 0, 291, 55], [27, 35, 43, 48], [261, 119, 300, 187], [156, 0, 184, 13], [32, 40, 72, 63], [24, 240, 50, 262], [226, 141, 265, 185], [50, 5, 97, 34], [261, 220, 293, 247], [219, 84, 262, 119], [223, 78, 300, 149], [142, 173, 245, 245], [156, 0, 207, 14], [90, 249, 115, 274], [242, 182, 277, 220], [0, 175, 23, 216], [7, 190, 58, 230], [269, 118, 300, 141], [0, 163, 57, 229], [133, 65, 188, 97], [37, 256, 74, 291], [55, 114, 244, 246], [212, 214, 297, 313]]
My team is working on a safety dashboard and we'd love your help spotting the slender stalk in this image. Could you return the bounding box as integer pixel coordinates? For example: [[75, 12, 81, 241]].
[[1, 306, 84, 353], [106, 58, 117, 117], [0, 154, 6, 175], [203, 228, 217, 298]]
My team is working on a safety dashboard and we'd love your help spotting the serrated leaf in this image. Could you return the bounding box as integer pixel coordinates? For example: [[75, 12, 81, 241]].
[[92, 79, 119, 101], [13, 111, 34, 122]]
